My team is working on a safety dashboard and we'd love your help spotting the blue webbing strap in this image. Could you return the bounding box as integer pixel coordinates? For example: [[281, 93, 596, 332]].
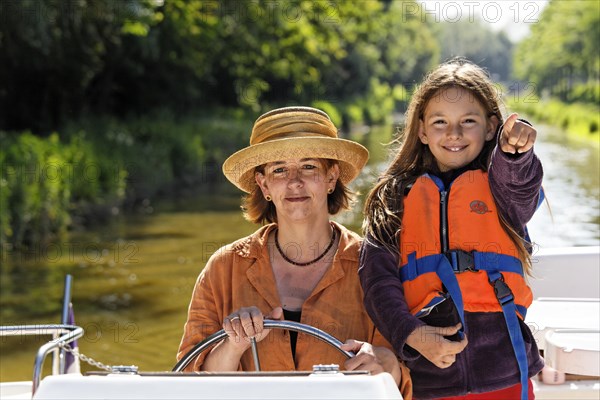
[[537, 187, 545, 209], [399, 253, 528, 318], [399, 251, 530, 398], [472, 252, 523, 276], [436, 259, 466, 337], [400, 253, 466, 336], [488, 271, 530, 400], [400, 252, 524, 280]]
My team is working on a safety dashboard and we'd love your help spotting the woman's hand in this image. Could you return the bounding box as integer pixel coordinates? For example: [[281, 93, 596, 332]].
[[500, 113, 537, 154], [341, 340, 401, 385], [202, 306, 283, 371], [223, 306, 284, 352], [405, 323, 468, 369]]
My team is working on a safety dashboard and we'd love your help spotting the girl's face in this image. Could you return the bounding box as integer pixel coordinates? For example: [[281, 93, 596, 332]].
[[418, 86, 498, 172], [255, 158, 338, 223]]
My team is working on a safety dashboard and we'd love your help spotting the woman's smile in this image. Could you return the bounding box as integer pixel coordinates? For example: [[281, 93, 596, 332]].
[[286, 196, 309, 202]]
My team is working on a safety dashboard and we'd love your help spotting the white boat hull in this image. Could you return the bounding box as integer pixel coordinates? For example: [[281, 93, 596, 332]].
[[26, 372, 402, 400]]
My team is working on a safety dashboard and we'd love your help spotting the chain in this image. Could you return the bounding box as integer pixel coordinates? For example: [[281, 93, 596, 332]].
[[57, 342, 113, 372]]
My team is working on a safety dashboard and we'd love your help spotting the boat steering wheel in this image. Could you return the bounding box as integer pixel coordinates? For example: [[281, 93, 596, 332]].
[[173, 320, 355, 372]]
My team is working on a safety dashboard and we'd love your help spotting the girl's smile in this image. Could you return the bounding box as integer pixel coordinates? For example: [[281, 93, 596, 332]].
[[419, 86, 498, 172], [444, 145, 467, 152]]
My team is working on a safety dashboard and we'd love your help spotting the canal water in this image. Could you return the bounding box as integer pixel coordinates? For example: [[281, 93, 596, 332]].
[[1, 124, 598, 381]]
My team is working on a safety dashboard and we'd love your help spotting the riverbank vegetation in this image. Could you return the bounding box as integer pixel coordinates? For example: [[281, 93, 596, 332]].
[[508, 97, 599, 140], [1, 0, 598, 250], [1, 112, 252, 249], [511, 0, 599, 139]]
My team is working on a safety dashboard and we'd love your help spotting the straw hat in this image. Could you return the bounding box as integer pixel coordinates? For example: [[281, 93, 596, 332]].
[[222, 106, 369, 193]]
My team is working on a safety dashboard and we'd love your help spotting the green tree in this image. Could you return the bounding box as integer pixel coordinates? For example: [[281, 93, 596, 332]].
[[146, 1, 439, 122], [513, 0, 600, 103], [1, 0, 440, 130], [0, 0, 162, 132], [435, 19, 513, 82]]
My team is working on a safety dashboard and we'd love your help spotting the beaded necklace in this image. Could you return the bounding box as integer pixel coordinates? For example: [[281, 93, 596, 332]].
[[274, 226, 336, 266]]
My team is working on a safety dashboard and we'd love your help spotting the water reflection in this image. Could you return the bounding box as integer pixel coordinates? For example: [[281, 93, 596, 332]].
[[527, 125, 600, 247], [1, 125, 598, 381]]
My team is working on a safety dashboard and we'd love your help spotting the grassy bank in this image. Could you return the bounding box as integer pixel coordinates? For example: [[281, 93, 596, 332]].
[[0, 111, 254, 251], [507, 97, 599, 142]]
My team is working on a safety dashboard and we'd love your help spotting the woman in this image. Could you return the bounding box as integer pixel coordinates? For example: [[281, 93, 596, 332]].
[[177, 106, 411, 397]]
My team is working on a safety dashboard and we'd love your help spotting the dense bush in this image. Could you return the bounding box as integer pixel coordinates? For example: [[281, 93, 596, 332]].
[[1, 133, 75, 249], [0, 112, 252, 250]]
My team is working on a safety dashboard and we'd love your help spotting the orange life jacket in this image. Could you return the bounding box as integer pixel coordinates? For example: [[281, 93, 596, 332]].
[[398, 169, 535, 400], [398, 170, 533, 319]]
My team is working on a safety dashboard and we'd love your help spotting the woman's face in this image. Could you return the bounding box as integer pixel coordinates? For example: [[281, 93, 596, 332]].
[[418, 86, 498, 172], [255, 158, 339, 223]]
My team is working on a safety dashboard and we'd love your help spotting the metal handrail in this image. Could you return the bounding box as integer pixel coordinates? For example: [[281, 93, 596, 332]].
[[173, 320, 354, 372], [0, 324, 84, 396], [0, 324, 79, 337]]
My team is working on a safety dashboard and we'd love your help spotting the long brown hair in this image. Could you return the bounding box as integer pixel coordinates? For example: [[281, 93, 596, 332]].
[[363, 57, 533, 274]]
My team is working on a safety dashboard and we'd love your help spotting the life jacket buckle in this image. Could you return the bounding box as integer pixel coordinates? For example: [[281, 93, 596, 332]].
[[490, 276, 514, 305], [446, 250, 475, 273]]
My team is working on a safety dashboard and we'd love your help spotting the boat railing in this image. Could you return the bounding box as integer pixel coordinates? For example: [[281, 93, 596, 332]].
[[0, 324, 84, 396]]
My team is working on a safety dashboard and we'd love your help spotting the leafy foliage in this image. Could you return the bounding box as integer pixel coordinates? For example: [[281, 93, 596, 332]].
[[0, 0, 163, 132], [513, 0, 600, 103], [0, 113, 251, 249], [435, 18, 514, 82], [0, 0, 440, 132], [1, 0, 597, 251]]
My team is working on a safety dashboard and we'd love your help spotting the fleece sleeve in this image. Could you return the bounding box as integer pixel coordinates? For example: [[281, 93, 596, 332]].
[[358, 238, 425, 361]]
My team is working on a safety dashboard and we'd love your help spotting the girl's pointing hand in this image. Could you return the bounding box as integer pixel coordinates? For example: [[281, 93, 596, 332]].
[[500, 113, 537, 154]]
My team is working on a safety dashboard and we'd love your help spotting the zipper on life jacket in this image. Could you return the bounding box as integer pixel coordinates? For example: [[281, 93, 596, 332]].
[[440, 186, 472, 393], [440, 190, 449, 252]]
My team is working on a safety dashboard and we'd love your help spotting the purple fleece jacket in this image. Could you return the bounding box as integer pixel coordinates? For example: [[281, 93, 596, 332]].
[[359, 146, 544, 399]]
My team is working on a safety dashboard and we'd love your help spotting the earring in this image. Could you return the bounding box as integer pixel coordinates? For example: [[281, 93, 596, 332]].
[[327, 188, 333, 194], [265, 195, 272, 201]]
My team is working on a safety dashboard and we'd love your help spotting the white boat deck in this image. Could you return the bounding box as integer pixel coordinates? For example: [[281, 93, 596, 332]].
[[526, 246, 600, 399], [528, 246, 600, 299], [527, 298, 599, 350]]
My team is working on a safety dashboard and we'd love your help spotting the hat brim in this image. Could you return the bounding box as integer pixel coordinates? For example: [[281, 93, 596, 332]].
[[222, 136, 369, 193]]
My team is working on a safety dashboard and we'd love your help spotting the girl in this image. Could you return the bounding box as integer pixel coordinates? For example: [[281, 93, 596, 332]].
[[360, 58, 544, 400]]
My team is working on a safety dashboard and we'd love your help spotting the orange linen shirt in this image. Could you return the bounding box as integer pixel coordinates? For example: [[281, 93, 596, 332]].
[[177, 222, 411, 398]]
